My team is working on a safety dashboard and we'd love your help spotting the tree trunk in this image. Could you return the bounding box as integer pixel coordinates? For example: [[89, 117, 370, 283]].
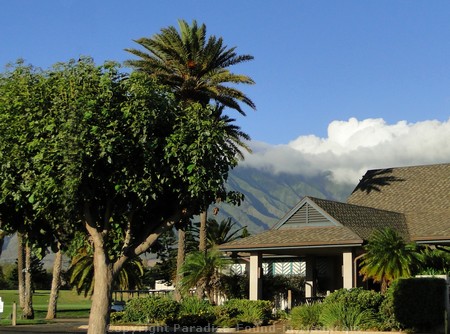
[[23, 243, 34, 319], [17, 232, 26, 309], [46, 247, 63, 319], [199, 210, 207, 252], [175, 226, 186, 301], [196, 210, 207, 299], [87, 240, 113, 334]]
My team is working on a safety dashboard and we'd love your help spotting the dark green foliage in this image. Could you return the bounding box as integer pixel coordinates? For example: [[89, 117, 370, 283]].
[[319, 302, 376, 331], [110, 311, 125, 324], [417, 246, 450, 275], [290, 303, 323, 330], [125, 19, 255, 116], [319, 288, 384, 330], [220, 272, 249, 299], [213, 304, 241, 328], [177, 296, 215, 326], [360, 228, 418, 292], [389, 277, 447, 331], [123, 296, 179, 325], [203, 217, 248, 247], [323, 287, 384, 313], [224, 299, 273, 326], [262, 275, 305, 307]]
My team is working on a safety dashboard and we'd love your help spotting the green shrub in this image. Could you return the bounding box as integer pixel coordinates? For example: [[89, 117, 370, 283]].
[[321, 288, 383, 330], [220, 273, 249, 299], [320, 302, 376, 331], [224, 299, 273, 326], [323, 287, 384, 313], [389, 277, 447, 331], [379, 288, 402, 331], [213, 304, 241, 328], [110, 311, 125, 324], [123, 296, 179, 324], [177, 296, 215, 326], [290, 303, 322, 330]]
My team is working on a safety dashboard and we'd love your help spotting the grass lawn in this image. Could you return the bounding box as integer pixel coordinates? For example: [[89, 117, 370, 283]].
[[0, 289, 91, 326]]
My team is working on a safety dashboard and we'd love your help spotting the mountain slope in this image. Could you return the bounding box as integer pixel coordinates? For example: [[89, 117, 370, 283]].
[[213, 167, 354, 233], [0, 167, 354, 264]]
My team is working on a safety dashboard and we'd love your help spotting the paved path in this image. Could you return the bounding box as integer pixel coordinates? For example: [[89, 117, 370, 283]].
[[0, 318, 88, 334], [0, 320, 288, 334]]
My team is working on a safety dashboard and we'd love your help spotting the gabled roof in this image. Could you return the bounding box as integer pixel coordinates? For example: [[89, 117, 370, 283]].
[[220, 196, 408, 252], [220, 163, 450, 253], [348, 163, 450, 242]]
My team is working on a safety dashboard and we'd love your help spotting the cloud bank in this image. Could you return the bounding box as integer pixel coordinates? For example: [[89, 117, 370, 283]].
[[242, 117, 450, 185]]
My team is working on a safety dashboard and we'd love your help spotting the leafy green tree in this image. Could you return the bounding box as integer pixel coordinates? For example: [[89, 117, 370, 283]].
[[0, 57, 249, 333], [359, 228, 418, 293]]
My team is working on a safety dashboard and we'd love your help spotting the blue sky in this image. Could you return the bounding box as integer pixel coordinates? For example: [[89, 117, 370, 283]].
[[2, 1, 450, 183]]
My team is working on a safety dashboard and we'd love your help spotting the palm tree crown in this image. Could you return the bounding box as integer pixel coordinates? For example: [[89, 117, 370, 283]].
[[359, 227, 418, 292], [125, 19, 256, 115]]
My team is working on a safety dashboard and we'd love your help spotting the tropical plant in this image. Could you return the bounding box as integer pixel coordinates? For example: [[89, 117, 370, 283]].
[[68, 247, 144, 297], [319, 302, 376, 331], [359, 228, 418, 292], [123, 295, 179, 325], [177, 296, 215, 326], [179, 247, 229, 303], [416, 245, 450, 275], [126, 20, 255, 302], [290, 303, 323, 330], [125, 19, 255, 114], [205, 217, 248, 247]]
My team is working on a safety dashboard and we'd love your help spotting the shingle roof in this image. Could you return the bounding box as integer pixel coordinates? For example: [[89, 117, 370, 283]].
[[308, 197, 409, 240], [348, 163, 450, 242], [348, 163, 450, 213], [219, 163, 450, 252], [219, 225, 363, 251]]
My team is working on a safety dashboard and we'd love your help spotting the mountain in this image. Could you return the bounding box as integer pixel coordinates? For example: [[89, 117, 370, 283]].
[[210, 166, 354, 234], [0, 166, 354, 265]]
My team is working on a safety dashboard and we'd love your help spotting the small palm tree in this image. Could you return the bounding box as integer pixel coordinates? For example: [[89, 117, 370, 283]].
[[206, 217, 248, 247], [359, 228, 418, 292], [180, 247, 229, 303], [68, 249, 144, 297], [125, 19, 256, 115]]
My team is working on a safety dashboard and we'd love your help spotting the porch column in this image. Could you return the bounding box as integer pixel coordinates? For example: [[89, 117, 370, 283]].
[[249, 252, 262, 300], [342, 251, 354, 289], [305, 256, 316, 298]]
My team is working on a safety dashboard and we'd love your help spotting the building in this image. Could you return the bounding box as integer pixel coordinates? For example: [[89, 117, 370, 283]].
[[219, 163, 450, 300]]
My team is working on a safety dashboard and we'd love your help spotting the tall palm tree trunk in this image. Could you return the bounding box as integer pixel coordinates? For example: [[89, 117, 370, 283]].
[[17, 232, 26, 309], [196, 210, 207, 299], [46, 246, 63, 319], [175, 226, 186, 301], [23, 242, 34, 319]]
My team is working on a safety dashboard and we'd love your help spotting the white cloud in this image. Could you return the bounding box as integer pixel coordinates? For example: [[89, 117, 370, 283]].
[[242, 117, 450, 184]]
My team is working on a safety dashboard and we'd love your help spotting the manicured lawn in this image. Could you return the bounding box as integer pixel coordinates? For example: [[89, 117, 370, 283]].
[[0, 290, 91, 325]]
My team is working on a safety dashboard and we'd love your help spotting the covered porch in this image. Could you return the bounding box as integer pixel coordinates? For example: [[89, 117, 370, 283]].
[[220, 196, 408, 301]]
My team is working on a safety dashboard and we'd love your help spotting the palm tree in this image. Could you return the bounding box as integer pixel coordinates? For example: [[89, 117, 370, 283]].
[[359, 228, 418, 293], [126, 19, 254, 300], [180, 247, 229, 303], [125, 19, 256, 115], [68, 248, 144, 297], [206, 217, 248, 247]]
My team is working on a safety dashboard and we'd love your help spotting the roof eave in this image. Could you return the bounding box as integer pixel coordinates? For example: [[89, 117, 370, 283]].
[[219, 241, 363, 252]]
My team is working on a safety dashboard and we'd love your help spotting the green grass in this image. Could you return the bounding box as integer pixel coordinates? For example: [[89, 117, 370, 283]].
[[0, 290, 91, 326]]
